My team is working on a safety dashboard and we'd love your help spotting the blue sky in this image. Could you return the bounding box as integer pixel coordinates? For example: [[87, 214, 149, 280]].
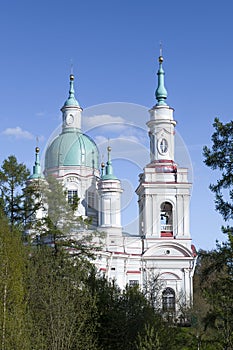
[[0, 0, 232, 249]]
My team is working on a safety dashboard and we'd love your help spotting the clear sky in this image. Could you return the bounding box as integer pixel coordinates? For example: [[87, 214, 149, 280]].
[[0, 0, 232, 250]]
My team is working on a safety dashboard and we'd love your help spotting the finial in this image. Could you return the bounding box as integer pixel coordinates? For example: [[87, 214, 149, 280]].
[[159, 42, 164, 63], [70, 59, 74, 75], [101, 161, 105, 177], [160, 41, 162, 55], [107, 144, 112, 164], [62, 68, 80, 108], [35, 136, 40, 154], [107, 139, 112, 162], [159, 56, 163, 63], [155, 45, 167, 106], [67, 72, 76, 101], [70, 59, 74, 81], [29, 144, 43, 179], [101, 145, 118, 180]]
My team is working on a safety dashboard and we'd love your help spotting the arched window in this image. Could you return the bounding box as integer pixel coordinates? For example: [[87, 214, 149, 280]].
[[162, 287, 175, 311], [160, 202, 173, 236], [88, 191, 95, 209], [68, 190, 78, 205]]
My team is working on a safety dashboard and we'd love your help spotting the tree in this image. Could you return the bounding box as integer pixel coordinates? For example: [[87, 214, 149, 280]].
[[26, 245, 98, 350], [25, 175, 104, 349], [0, 155, 30, 228], [0, 211, 30, 349], [135, 315, 191, 350], [143, 271, 164, 312], [88, 274, 164, 350], [34, 175, 101, 259], [188, 252, 224, 350], [23, 178, 45, 232], [196, 246, 233, 349], [136, 324, 161, 350], [202, 117, 233, 348], [203, 117, 233, 226]]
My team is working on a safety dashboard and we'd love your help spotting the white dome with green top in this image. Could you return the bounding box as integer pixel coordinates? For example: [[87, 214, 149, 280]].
[[44, 74, 99, 171]]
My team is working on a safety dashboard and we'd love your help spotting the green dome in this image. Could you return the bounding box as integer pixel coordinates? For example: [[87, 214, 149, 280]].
[[45, 130, 99, 170]]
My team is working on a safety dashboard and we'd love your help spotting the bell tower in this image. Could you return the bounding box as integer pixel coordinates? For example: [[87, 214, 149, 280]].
[[136, 54, 192, 243], [136, 54, 195, 308]]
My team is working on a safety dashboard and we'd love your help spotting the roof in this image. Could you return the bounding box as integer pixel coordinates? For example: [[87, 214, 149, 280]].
[[45, 130, 99, 169]]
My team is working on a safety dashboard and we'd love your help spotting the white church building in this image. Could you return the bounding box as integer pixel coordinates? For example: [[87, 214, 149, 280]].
[[29, 55, 197, 311]]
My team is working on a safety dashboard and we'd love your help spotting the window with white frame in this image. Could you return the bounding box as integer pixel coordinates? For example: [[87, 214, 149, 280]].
[[162, 287, 175, 311]]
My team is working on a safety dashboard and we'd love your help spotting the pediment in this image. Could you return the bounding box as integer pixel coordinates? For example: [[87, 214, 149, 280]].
[[143, 242, 192, 258], [159, 272, 181, 280]]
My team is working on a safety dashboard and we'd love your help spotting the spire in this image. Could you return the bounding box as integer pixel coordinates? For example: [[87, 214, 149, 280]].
[[63, 74, 80, 107], [101, 146, 118, 180], [101, 161, 105, 177], [30, 147, 43, 179], [155, 53, 168, 106]]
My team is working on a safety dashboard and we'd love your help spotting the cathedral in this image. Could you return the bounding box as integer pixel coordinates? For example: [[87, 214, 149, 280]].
[[29, 55, 196, 311]]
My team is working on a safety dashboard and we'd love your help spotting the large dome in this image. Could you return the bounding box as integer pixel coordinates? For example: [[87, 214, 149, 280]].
[[45, 130, 99, 170]]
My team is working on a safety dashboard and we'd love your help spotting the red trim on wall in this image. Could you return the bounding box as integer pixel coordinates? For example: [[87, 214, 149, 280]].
[[126, 270, 141, 274], [161, 231, 173, 237]]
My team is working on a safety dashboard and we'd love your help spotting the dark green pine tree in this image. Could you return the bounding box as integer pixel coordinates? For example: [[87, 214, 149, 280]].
[[0, 155, 30, 229], [202, 117, 233, 349], [203, 117, 233, 230]]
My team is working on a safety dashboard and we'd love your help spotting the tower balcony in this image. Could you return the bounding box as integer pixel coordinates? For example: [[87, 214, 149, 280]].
[[161, 224, 173, 237], [161, 224, 173, 231]]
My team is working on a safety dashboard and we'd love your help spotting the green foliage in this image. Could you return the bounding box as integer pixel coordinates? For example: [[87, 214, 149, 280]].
[[0, 155, 30, 227], [202, 119, 233, 348], [23, 179, 44, 231], [203, 117, 233, 223], [0, 213, 30, 349], [88, 275, 164, 350], [26, 245, 98, 350], [34, 175, 101, 259], [136, 324, 161, 350], [186, 253, 224, 349], [1, 154, 224, 349], [197, 246, 233, 349]]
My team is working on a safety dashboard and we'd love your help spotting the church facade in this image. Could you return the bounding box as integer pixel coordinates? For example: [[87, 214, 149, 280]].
[[30, 55, 196, 311]]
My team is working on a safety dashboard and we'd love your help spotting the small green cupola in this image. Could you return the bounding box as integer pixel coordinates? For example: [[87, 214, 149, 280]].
[[29, 147, 44, 179], [98, 146, 123, 233], [101, 146, 118, 180], [62, 74, 80, 108], [60, 73, 83, 132], [155, 55, 168, 106]]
